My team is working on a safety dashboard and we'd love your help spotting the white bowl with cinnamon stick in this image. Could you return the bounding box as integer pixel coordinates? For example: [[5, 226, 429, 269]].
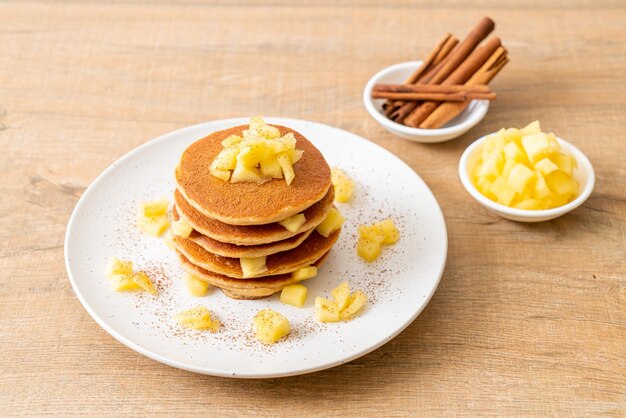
[[364, 17, 509, 143]]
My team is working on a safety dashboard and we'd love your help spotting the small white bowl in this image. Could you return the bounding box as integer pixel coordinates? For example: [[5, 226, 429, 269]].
[[363, 61, 490, 143], [459, 134, 595, 222]]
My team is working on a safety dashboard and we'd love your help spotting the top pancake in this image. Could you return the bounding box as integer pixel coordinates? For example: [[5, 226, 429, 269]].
[[175, 124, 331, 225]]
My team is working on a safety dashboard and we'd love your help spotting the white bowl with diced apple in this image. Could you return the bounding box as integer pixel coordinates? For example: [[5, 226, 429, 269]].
[[459, 125, 595, 222], [363, 61, 490, 143]]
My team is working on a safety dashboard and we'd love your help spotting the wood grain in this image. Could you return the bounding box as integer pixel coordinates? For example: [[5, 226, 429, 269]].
[[0, 1, 624, 416]]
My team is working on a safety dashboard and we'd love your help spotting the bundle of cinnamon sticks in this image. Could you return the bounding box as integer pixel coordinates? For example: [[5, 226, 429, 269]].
[[378, 17, 508, 130]]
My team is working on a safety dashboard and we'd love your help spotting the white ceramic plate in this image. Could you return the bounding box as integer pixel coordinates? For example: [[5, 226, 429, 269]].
[[65, 118, 447, 378]]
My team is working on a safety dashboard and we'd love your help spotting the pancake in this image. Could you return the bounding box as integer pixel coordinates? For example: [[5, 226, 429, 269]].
[[173, 227, 340, 279], [175, 124, 331, 225], [173, 206, 315, 258], [178, 251, 330, 299], [174, 187, 334, 245]]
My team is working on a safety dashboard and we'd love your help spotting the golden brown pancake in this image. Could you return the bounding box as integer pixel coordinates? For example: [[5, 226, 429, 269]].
[[172, 206, 315, 258], [175, 124, 331, 225], [178, 251, 330, 299], [174, 187, 334, 245], [173, 227, 340, 279]]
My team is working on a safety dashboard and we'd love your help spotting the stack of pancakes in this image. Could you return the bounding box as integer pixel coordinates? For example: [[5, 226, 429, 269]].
[[172, 125, 339, 299]]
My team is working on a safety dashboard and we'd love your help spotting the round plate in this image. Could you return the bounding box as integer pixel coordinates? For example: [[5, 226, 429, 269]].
[[65, 118, 447, 378]]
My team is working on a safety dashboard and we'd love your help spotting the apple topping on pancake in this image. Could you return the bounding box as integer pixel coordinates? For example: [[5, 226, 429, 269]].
[[209, 115, 304, 185]]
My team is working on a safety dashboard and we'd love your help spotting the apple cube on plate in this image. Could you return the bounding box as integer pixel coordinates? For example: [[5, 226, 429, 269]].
[[139, 198, 169, 218], [109, 274, 141, 291], [315, 297, 340, 323], [339, 290, 367, 320], [357, 238, 381, 262], [106, 257, 133, 278], [280, 284, 308, 307], [184, 272, 210, 297], [131, 271, 157, 295], [137, 215, 170, 237], [253, 309, 290, 344], [331, 282, 351, 311], [175, 306, 220, 332], [331, 168, 355, 203]]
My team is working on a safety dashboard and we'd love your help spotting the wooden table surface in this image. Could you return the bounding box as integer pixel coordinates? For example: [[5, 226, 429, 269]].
[[1, 1, 624, 416]]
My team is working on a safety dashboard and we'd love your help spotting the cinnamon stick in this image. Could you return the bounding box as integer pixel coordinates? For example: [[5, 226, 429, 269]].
[[384, 34, 458, 116], [374, 84, 492, 94], [419, 47, 509, 129], [391, 17, 495, 123], [373, 91, 496, 101], [404, 36, 502, 127]]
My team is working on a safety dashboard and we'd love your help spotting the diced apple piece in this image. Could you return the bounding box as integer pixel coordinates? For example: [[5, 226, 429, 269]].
[[503, 142, 527, 164], [535, 157, 559, 175], [221, 134, 243, 148], [249, 116, 282, 139], [280, 284, 308, 307], [543, 194, 570, 209], [522, 133, 554, 164], [175, 306, 220, 332], [291, 266, 317, 281], [532, 172, 552, 199], [209, 167, 230, 182], [236, 143, 273, 167], [358, 225, 385, 244], [520, 120, 541, 136], [184, 272, 210, 297], [212, 148, 239, 171], [277, 153, 295, 185], [357, 238, 381, 262], [240, 256, 268, 278], [260, 157, 283, 179], [503, 128, 523, 146], [139, 198, 169, 218], [553, 153, 577, 176], [372, 219, 400, 245], [253, 309, 290, 344], [489, 177, 517, 206], [286, 149, 304, 165], [507, 163, 535, 194], [331, 168, 355, 203], [163, 231, 176, 250], [331, 282, 351, 311], [546, 171, 578, 197], [514, 199, 543, 210], [172, 218, 193, 238], [137, 215, 170, 237], [231, 164, 263, 183], [476, 153, 504, 180], [316, 207, 344, 237], [501, 159, 517, 178], [131, 271, 157, 295], [314, 297, 340, 323], [106, 257, 133, 278], [277, 132, 296, 149], [278, 213, 306, 233], [109, 274, 141, 291], [339, 290, 367, 320]]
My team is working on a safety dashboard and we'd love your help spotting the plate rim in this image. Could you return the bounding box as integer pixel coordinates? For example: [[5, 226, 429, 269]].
[[64, 117, 448, 378]]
